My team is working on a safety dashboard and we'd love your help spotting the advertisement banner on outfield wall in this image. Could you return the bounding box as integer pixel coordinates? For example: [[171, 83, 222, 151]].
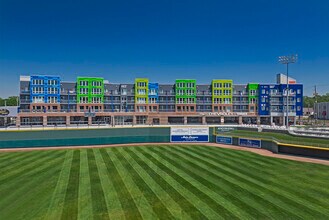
[[238, 138, 261, 148], [170, 127, 209, 142], [216, 136, 233, 145], [215, 127, 236, 134]]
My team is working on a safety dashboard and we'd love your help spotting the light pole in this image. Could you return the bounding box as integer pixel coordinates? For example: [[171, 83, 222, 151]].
[[278, 54, 298, 129]]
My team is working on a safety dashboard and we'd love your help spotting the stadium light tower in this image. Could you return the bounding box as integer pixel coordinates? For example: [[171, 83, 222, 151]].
[[278, 54, 298, 129]]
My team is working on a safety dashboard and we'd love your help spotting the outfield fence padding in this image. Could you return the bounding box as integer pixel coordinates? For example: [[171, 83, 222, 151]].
[[0, 127, 171, 149]]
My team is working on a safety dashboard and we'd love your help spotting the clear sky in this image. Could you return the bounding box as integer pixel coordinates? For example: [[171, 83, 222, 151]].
[[0, 0, 328, 97]]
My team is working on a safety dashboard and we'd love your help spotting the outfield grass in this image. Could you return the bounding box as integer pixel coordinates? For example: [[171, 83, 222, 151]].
[[224, 130, 329, 148], [1, 145, 329, 219]]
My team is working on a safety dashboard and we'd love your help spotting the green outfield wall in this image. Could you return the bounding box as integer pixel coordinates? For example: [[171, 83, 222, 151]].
[[0, 127, 216, 149], [0, 127, 170, 148]]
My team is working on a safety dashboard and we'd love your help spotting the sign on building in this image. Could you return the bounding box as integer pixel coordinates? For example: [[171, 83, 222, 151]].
[[170, 127, 209, 142]]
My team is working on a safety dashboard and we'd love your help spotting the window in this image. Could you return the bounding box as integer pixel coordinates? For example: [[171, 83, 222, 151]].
[[297, 89, 301, 94], [214, 90, 222, 96], [137, 89, 146, 95], [32, 87, 44, 94], [48, 96, 58, 103], [177, 90, 184, 95], [177, 98, 184, 104], [250, 90, 256, 96], [213, 98, 222, 104], [32, 79, 44, 85], [262, 89, 265, 94], [80, 81, 88, 86], [48, 87, 58, 94], [80, 88, 88, 94], [121, 88, 127, 95], [79, 97, 88, 103], [186, 89, 194, 96], [224, 90, 231, 95], [92, 81, 102, 87], [137, 97, 146, 104], [48, 80, 57, 85], [186, 98, 194, 104], [32, 96, 44, 103], [261, 97, 266, 102], [261, 104, 266, 111], [224, 98, 231, 104], [92, 88, 102, 95], [149, 89, 156, 95], [137, 82, 146, 87], [149, 97, 157, 103], [92, 97, 101, 103], [297, 98, 301, 102], [224, 83, 231, 88], [297, 106, 301, 111]]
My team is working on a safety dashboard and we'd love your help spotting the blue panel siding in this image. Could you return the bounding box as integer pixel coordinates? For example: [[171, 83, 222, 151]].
[[279, 84, 303, 116], [148, 82, 159, 103], [258, 84, 270, 115], [258, 83, 303, 116], [30, 75, 61, 103]]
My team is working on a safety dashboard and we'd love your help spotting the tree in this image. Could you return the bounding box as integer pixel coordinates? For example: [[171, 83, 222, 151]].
[[303, 93, 329, 108], [0, 96, 19, 106]]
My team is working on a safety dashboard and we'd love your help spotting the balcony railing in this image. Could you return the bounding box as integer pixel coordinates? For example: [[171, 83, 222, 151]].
[[20, 100, 31, 104], [233, 101, 249, 104], [233, 109, 249, 112], [196, 101, 212, 104], [60, 100, 77, 104], [233, 92, 248, 96]]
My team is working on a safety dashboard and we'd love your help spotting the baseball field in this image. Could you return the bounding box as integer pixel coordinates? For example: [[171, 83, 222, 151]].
[[1, 145, 329, 219]]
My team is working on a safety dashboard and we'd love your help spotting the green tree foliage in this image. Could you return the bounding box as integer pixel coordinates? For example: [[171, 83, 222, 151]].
[[0, 96, 19, 106], [303, 93, 329, 107]]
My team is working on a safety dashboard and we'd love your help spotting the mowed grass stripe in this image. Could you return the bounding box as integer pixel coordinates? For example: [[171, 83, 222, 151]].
[[87, 149, 109, 219], [217, 146, 329, 185], [197, 146, 329, 214], [46, 151, 74, 220], [0, 155, 65, 219], [118, 147, 190, 219], [78, 150, 94, 220], [0, 152, 59, 181], [218, 147, 329, 194], [127, 147, 208, 219], [109, 149, 157, 220], [137, 146, 237, 220], [167, 146, 302, 219], [200, 146, 329, 207], [161, 146, 276, 219], [186, 146, 326, 219], [149, 146, 267, 219], [99, 148, 143, 220], [0, 151, 65, 195], [93, 148, 124, 219], [209, 146, 329, 186], [0, 151, 39, 167], [113, 147, 175, 219], [61, 150, 80, 220]]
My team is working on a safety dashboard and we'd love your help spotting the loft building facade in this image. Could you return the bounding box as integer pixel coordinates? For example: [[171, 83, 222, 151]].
[[17, 74, 303, 126]]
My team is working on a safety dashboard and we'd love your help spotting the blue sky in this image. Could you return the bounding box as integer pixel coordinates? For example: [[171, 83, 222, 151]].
[[0, 0, 328, 97]]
